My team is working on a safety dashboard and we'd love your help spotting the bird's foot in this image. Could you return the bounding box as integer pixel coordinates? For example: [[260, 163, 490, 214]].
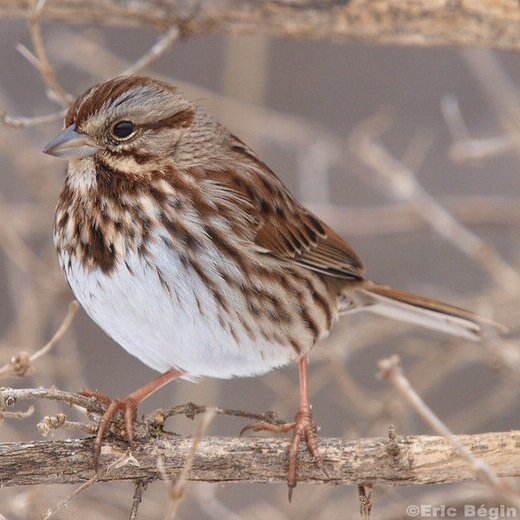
[[240, 407, 327, 500], [80, 388, 138, 470]]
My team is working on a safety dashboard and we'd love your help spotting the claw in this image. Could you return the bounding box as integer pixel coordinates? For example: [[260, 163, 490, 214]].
[[240, 410, 326, 500], [79, 369, 183, 471], [88, 396, 136, 471], [241, 357, 328, 500]]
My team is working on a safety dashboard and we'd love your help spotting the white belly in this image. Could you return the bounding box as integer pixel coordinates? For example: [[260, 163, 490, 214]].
[[60, 239, 295, 379]]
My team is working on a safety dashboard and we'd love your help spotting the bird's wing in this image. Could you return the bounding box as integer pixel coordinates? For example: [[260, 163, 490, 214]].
[[214, 136, 365, 280]]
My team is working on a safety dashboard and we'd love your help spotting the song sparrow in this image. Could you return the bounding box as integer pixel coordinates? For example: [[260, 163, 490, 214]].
[[44, 75, 493, 497]]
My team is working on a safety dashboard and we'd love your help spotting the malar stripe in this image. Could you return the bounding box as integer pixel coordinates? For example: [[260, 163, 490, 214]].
[[108, 149, 154, 165]]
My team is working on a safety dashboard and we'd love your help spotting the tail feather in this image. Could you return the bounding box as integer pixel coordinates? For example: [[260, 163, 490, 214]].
[[344, 282, 505, 341]]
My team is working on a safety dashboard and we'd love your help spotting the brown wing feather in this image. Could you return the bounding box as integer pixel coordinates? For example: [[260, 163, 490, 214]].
[[255, 212, 364, 279], [224, 135, 365, 280]]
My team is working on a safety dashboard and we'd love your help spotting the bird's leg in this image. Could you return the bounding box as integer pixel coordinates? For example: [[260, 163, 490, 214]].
[[80, 368, 183, 469], [240, 356, 326, 500]]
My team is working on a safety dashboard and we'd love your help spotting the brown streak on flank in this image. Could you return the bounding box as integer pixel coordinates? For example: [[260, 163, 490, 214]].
[[238, 315, 255, 341], [269, 296, 293, 325], [229, 323, 240, 344], [204, 224, 251, 275], [301, 275, 333, 327], [273, 268, 305, 300], [125, 260, 134, 275], [195, 295, 204, 317], [212, 288, 230, 313], [300, 306, 320, 340], [163, 217, 202, 252], [311, 287, 334, 328], [290, 339, 303, 354], [156, 267, 171, 295], [188, 259, 229, 313]]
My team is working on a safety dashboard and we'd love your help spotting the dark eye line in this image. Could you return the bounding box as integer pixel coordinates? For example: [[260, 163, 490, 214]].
[[139, 109, 195, 131]]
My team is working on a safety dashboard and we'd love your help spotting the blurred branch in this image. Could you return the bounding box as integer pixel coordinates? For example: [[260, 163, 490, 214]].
[[379, 355, 520, 507], [3, 1, 520, 51], [24, 0, 72, 106], [0, 108, 65, 127], [350, 112, 520, 293], [0, 301, 79, 379], [1, 387, 520, 489], [1, 428, 520, 487]]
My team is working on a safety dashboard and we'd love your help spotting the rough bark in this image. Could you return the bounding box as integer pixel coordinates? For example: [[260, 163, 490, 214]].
[[2, 1, 520, 51], [1, 430, 520, 487]]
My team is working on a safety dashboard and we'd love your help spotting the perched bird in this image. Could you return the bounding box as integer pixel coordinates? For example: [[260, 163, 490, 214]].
[[44, 75, 493, 497]]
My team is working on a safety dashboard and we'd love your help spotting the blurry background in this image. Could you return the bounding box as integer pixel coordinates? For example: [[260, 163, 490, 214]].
[[0, 15, 520, 520]]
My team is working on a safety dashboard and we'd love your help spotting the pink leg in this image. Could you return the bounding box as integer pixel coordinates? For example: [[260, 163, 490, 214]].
[[81, 368, 183, 469], [241, 356, 326, 500]]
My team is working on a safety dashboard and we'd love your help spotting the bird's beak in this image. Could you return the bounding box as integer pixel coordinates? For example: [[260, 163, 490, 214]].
[[43, 124, 99, 159]]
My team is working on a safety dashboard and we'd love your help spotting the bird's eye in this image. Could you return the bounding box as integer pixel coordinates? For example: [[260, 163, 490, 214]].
[[112, 121, 134, 139]]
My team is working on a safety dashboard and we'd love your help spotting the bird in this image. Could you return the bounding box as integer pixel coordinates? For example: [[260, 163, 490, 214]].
[[43, 75, 496, 498]]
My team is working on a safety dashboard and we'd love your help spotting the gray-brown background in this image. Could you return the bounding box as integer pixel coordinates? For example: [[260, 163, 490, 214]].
[[1, 18, 519, 519]]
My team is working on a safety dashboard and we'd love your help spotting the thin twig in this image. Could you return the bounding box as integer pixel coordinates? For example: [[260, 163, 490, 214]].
[[37, 413, 97, 436], [25, 0, 72, 107], [147, 401, 285, 430], [0, 301, 79, 378], [165, 410, 216, 519], [129, 479, 152, 520], [442, 95, 520, 162], [42, 472, 103, 519], [350, 112, 520, 293], [43, 451, 143, 518], [358, 484, 373, 520], [31, 301, 79, 362], [122, 26, 180, 76], [0, 109, 65, 128], [0, 405, 35, 421], [378, 355, 520, 507], [0, 387, 105, 414]]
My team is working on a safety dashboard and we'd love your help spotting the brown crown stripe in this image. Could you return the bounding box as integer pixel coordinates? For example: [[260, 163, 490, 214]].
[[68, 76, 176, 127]]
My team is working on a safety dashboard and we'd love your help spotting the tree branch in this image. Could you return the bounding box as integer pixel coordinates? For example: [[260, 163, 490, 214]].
[[1, 430, 520, 487], [2, 0, 520, 51]]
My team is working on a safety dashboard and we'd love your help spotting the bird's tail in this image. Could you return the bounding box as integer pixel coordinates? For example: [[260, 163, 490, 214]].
[[342, 281, 505, 341]]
